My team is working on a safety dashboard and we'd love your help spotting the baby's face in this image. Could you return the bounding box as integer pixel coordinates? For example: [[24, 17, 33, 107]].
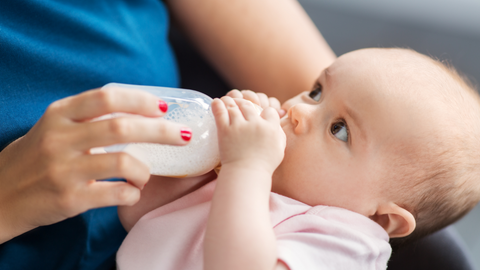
[[272, 48, 445, 216]]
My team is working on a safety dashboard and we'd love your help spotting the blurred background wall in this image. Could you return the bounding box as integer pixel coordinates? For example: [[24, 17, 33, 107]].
[[298, 0, 480, 87], [300, 0, 480, 36]]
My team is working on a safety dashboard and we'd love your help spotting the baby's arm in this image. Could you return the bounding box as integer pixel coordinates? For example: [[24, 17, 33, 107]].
[[204, 97, 286, 270]]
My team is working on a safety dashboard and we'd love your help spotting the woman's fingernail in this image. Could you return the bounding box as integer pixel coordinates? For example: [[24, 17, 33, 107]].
[[158, 100, 168, 113], [180, 128, 192, 141]]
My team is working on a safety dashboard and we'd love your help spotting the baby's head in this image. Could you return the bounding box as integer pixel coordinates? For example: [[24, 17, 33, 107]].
[[272, 48, 480, 246]]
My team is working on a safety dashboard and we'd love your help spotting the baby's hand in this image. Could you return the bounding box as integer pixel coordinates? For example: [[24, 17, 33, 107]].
[[212, 97, 286, 174], [226, 89, 286, 117]]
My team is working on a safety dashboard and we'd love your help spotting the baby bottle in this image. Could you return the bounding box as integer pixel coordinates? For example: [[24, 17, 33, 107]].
[[102, 83, 220, 178]]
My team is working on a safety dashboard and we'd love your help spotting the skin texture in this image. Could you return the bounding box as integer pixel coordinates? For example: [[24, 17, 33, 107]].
[[205, 48, 459, 269], [120, 48, 470, 269], [0, 0, 334, 244], [273, 48, 432, 236], [273, 48, 457, 215], [117, 90, 286, 230], [205, 97, 286, 270], [166, 0, 336, 102], [0, 87, 193, 243]]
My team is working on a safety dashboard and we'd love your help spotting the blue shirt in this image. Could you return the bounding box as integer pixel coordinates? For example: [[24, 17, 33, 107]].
[[0, 1, 178, 269]]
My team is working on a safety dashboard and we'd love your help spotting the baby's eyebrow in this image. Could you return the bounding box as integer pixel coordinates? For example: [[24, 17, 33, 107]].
[[324, 67, 332, 76], [323, 67, 332, 85]]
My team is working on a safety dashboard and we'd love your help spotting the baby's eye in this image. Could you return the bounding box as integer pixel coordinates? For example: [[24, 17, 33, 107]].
[[309, 83, 322, 101], [331, 121, 348, 142]]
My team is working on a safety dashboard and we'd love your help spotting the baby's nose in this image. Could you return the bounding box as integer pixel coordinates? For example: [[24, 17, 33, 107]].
[[289, 104, 312, 134]]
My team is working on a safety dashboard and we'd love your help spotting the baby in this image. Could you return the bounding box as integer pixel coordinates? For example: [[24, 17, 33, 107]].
[[116, 48, 480, 270]]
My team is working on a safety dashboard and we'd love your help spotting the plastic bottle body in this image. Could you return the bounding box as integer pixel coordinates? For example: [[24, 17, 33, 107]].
[[103, 83, 220, 178]]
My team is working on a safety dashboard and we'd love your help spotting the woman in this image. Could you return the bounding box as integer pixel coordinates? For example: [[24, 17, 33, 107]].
[[0, 0, 334, 269]]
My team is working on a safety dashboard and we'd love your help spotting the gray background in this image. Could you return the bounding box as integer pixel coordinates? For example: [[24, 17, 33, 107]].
[[297, 0, 480, 267]]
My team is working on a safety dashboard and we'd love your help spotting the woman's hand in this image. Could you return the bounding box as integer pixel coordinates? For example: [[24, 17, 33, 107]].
[[226, 89, 286, 118], [0, 86, 191, 243]]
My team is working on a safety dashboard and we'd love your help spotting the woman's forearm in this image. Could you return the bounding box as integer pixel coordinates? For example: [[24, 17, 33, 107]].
[[167, 0, 336, 102]]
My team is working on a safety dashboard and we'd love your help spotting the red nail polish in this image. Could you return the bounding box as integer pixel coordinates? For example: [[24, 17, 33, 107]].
[[180, 129, 192, 141], [158, 100, 168, 113]]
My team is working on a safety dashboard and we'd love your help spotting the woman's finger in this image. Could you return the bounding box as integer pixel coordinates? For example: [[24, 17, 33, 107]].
[[55, 86, 167, 121], [73, 116, 192, 150], [75, 152, 151, 189], [84, 181, 142, 207]]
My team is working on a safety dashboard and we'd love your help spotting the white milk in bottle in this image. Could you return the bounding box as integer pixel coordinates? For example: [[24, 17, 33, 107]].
[[102, 83, 220, 178]]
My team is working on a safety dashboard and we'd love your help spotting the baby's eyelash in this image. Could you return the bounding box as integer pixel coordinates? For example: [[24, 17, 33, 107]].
[[331, 120, 349, 142], [309, 83, 322, 101], [312, 82, 322, 92]]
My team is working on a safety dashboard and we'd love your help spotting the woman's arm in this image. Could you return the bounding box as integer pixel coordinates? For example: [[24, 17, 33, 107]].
[[166, 0, 335, 102], [204, 97, 286, 270]]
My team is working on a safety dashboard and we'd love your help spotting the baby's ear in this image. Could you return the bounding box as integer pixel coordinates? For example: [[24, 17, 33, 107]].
[[369, 202, 416, 238]]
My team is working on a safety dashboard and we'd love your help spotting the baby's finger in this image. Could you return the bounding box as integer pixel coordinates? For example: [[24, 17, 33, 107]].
[[74, 117, 192, 150], [261, 107, 281, 123], [239, 90, 261, 106], [56, 86, 167, 122], [221, 96, 244, 124], [268, 97, 281, 111], [77, 152, 151, 189], [256, 93, 270, 109], [226, 89, 243, 99], [211, 98, 230, 127], [268, 97, 286, 117], [236, 99, 260, 121]]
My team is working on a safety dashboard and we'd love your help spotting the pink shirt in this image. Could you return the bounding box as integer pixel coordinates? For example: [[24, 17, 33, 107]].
[[117, 180, 391, 270]]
